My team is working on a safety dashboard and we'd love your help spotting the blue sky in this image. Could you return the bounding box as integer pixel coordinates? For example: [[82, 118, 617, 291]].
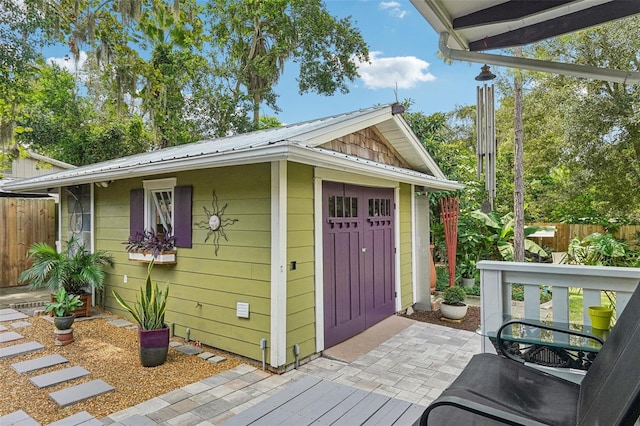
[[45, 0, 486, 125], [262, 0, 483, 123]]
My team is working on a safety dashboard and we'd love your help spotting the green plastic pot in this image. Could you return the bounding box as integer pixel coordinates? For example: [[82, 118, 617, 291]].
[[588, 306, 613, 330]]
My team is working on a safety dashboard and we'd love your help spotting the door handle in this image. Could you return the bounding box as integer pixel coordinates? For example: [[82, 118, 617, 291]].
[[362, 247, 367, 252]]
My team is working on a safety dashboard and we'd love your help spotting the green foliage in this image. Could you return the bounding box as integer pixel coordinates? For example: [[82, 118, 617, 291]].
[[19, 238, 114, 294], [435, 266, 450, 291], [470, 210, 551, 261], [44, 287, 83, 317], [443, 285, 466, 305], [566, 233, 630, 267], [511, 285, 552, 303], [112, 262, 169, 330]]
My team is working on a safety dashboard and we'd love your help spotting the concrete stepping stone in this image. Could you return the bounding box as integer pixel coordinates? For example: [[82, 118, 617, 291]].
[[174, 345, 202, 355], [47, 410, 101, 425], [0, 409, 39, 425], [108, 318, 134, 328], [0, 341, 44, 359], [0, 308, 29, 322], [12, 354, 68, 374], [0, 324, 7, 331], [208, 355, 227, 364], [49, 379, 114, 407], [11, 321, 32, 328], [31, 366, 90, 389], [0, 331, 24, 343]]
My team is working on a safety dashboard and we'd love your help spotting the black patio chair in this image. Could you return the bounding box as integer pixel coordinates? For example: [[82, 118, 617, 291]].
[[420, 284, 640, 425]]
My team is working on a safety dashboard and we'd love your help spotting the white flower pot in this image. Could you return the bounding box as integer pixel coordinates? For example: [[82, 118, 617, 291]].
[[128, 250, 177, 265], [440, 303, 468, 320]]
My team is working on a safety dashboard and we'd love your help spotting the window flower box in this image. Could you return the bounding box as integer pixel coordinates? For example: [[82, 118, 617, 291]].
[[127, 250, 177, 264], [125, 229, 177, 265]]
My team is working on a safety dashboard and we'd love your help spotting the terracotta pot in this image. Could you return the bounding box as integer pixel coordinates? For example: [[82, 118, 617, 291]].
[[51, 292, 91, 318], [54, 328, 74, 346], [138, 326, 170, 367]]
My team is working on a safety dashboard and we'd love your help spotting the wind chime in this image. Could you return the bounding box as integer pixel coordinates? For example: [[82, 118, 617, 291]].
[[440, 197, 459, 287], [476, 64, 497, 211]]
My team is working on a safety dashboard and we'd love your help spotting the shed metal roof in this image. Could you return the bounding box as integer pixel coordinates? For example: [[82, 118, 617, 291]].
[[4, 104, 463, 192]]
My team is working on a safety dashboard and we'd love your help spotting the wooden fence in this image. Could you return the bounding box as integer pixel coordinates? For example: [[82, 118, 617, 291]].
[[529, 223, 640, 253], [1, 197, 56, 288]]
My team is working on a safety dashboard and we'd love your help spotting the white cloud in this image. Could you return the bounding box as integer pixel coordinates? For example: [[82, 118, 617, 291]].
[[46, 51, 88, 75], [357, 51, 436, 89], [379, 1, 407, 18]]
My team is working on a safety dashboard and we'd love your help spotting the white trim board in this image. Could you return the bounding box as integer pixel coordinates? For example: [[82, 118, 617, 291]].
[[270, 161, 288, 368]]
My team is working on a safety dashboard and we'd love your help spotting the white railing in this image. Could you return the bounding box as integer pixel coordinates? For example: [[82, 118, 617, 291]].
[[478, 261, 640, 353]]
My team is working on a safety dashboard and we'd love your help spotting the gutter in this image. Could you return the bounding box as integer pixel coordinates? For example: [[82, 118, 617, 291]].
[[439, 32, 640, 84]]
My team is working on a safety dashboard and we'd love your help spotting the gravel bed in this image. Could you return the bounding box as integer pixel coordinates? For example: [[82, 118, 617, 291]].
[[0, 314, 250, 424]]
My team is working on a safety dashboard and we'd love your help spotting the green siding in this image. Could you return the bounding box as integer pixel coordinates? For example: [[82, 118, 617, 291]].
[[94, 164, 273, 362], [286, 163, 315, 365], [59, 158, 417, 368], [399, 183, 413, 309]]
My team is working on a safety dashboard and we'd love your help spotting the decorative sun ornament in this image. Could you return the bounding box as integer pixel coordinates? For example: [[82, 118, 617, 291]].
[[196, 191, 239, 256]]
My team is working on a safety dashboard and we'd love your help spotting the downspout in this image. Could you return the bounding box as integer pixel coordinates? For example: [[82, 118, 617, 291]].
[[438, 32, 640, 84]]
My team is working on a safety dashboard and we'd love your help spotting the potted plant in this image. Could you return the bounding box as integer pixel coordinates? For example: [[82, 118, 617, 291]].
[[440, 285, 468, 320], [113, 261, 171, 367], [457, 255, 477, 288], [125, 229, 177, 264], [19, 238, 114, 317], [45, 287, 83, 330], [44, 287, 84, 345]]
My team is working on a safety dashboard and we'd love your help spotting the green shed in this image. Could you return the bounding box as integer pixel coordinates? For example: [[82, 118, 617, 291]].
[[6, 104, 462, 371]]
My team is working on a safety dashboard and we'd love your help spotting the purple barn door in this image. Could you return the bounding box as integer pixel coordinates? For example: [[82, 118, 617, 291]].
[[323, 182, 365, 348], [362, 188, 395, 327], [323, 182, 396, 348]]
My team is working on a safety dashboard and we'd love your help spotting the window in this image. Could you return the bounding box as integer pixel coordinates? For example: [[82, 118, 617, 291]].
[[328, 195, 358, 218], [130, 179, 192, 248], [144, 178, 175, 236]]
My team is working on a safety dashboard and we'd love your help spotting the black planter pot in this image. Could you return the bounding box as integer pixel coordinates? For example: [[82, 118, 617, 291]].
[[138, 326, 170, 367], [53, 314, 75, 330]]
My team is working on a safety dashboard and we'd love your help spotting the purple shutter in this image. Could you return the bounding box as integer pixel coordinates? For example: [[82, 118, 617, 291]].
[[130, 189, 144, 237], [174, 185, 192, 248]]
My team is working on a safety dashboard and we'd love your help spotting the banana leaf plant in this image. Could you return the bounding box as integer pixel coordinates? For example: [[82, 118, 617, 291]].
[[112, 261, 169, 330], [470, 210, 553, 261]]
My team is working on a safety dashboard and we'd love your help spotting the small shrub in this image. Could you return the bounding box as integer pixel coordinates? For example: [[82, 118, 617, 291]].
[[443, 285, 466, 305]]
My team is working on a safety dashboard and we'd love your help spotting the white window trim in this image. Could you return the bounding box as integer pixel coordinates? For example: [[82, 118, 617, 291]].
[[143, 178, 176, 232]]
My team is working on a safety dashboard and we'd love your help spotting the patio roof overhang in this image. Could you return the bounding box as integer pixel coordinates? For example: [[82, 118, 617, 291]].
[[411, 0, 640, 83]]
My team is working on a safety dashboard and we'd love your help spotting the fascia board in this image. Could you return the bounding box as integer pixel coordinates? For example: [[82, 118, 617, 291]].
[[6, 142, 463, 192], [393, 115, 447, 180], [289, 106, 393, 146], [410, 0, 468, 49], [286, 145, 464, 190]]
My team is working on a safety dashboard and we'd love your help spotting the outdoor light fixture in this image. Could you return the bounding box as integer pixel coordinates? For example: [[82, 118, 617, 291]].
[[476, 65, 496, 211]]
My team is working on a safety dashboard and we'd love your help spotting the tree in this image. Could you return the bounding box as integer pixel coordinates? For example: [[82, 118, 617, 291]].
[[17, 63, 152, 165], [205, 0, 369, 125], [513, 46, 525, 262], [0, 0, 58, 169]]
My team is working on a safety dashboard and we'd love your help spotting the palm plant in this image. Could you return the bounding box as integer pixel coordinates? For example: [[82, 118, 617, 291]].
[[19, 238, 114, 294]]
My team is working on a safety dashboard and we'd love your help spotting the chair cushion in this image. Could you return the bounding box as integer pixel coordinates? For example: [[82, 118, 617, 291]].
[[577, 285, 640, 425], [425, 353, 579, 425]]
